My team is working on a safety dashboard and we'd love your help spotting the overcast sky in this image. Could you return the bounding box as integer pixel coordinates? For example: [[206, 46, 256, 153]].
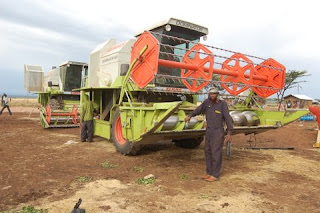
[[0, 0, 319, 98]]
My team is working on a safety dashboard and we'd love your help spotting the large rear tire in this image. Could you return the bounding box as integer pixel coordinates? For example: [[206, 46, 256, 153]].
[[111, 109, 139, 155], [173, 137, 203, 149]]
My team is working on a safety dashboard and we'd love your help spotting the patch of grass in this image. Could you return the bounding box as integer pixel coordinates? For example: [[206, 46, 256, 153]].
[[179, 173, 188, 180], [76, 176, 93, 182], [199, 194, 209, 199], [137, 177, 155, 185], [16, 206, 48, 213], [132, 166, 144, 172], [100, 161, 118, 168]]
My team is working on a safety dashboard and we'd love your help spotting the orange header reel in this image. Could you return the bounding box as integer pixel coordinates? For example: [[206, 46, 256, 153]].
[[130, 31, 286, 98], [45, 104, 78, 125]]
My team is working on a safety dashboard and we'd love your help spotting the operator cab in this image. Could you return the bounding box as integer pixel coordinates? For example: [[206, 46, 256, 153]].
[[136, 18, 209, 88], [135, 18, 208, 44], [59, 61, 87, 92]]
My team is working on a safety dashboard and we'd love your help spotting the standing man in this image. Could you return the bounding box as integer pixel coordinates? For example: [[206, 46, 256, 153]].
[[0, 93, 12, 116], [185, 88, 233, 182], [1, 93, 5, 106], [80, 94, 99, 142]]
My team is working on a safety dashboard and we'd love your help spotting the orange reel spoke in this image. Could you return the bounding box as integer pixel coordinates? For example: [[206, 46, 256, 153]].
[[182, 44, 214, 92], [220, 53, 254, 95], [252, 58, 286, 98]]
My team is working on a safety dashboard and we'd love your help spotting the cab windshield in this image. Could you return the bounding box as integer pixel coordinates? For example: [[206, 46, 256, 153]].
[[151, 26, 202, 88]]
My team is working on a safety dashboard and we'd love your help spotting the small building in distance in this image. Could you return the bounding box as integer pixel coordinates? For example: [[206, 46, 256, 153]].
[[284, 94, 314, 109], [313, 99, 320, 105]]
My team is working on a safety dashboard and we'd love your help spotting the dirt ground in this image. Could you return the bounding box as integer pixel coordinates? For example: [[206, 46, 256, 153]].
[[0, 106, 320, 213]]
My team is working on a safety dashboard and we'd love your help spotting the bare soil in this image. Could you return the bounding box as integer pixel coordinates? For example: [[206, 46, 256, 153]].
[[0, 107, 319, 212]]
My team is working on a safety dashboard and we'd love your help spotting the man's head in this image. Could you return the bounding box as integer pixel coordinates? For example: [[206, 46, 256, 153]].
[[3, 93, 7, 97], [208, 87, 219, 101]]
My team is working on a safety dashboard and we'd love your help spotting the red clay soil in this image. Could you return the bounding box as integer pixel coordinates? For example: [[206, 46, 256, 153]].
[[0, 110, 319, 212]]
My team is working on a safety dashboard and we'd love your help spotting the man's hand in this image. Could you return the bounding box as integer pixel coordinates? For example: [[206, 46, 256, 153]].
[[225, 134, 231, 142], [185, 116, 191, 122]]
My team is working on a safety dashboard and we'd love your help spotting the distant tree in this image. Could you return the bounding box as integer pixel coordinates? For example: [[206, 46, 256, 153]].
[[277, 70, 309, 111]]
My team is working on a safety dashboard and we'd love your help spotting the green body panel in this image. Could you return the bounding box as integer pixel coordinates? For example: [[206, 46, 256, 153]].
[[38, 92, 50, 107], [92, 98, 205, 143], [253, 109, 309, 126], [64, 99, 80, 111], [91, 96, 308, 143], [111, 76, 125, 88], [47, 88, 63, 94], [94, 120, 111, 139], [120, 101, 182, 142]]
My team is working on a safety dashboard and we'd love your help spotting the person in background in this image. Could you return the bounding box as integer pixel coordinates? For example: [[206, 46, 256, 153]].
[[1, 93, 5, 106], [0, 93, 12, 116], [185, 88, 233, 182], [80, 94, 99, 142]]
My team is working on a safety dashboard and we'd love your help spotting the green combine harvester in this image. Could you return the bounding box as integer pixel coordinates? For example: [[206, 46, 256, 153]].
[[77, 18, 308, 155], [24, 61, 87, 128]]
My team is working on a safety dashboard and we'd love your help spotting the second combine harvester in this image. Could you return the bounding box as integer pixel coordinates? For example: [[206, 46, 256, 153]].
[[81, 18, 308, 155], [24, 61, 87, 128]]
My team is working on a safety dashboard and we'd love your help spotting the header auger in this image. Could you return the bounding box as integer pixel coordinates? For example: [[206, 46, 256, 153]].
[[130, 31, 285, 97]]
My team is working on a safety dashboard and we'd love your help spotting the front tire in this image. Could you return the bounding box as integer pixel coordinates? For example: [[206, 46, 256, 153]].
[[173, 137, 203, 149], [111, 109, 139, 155]]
